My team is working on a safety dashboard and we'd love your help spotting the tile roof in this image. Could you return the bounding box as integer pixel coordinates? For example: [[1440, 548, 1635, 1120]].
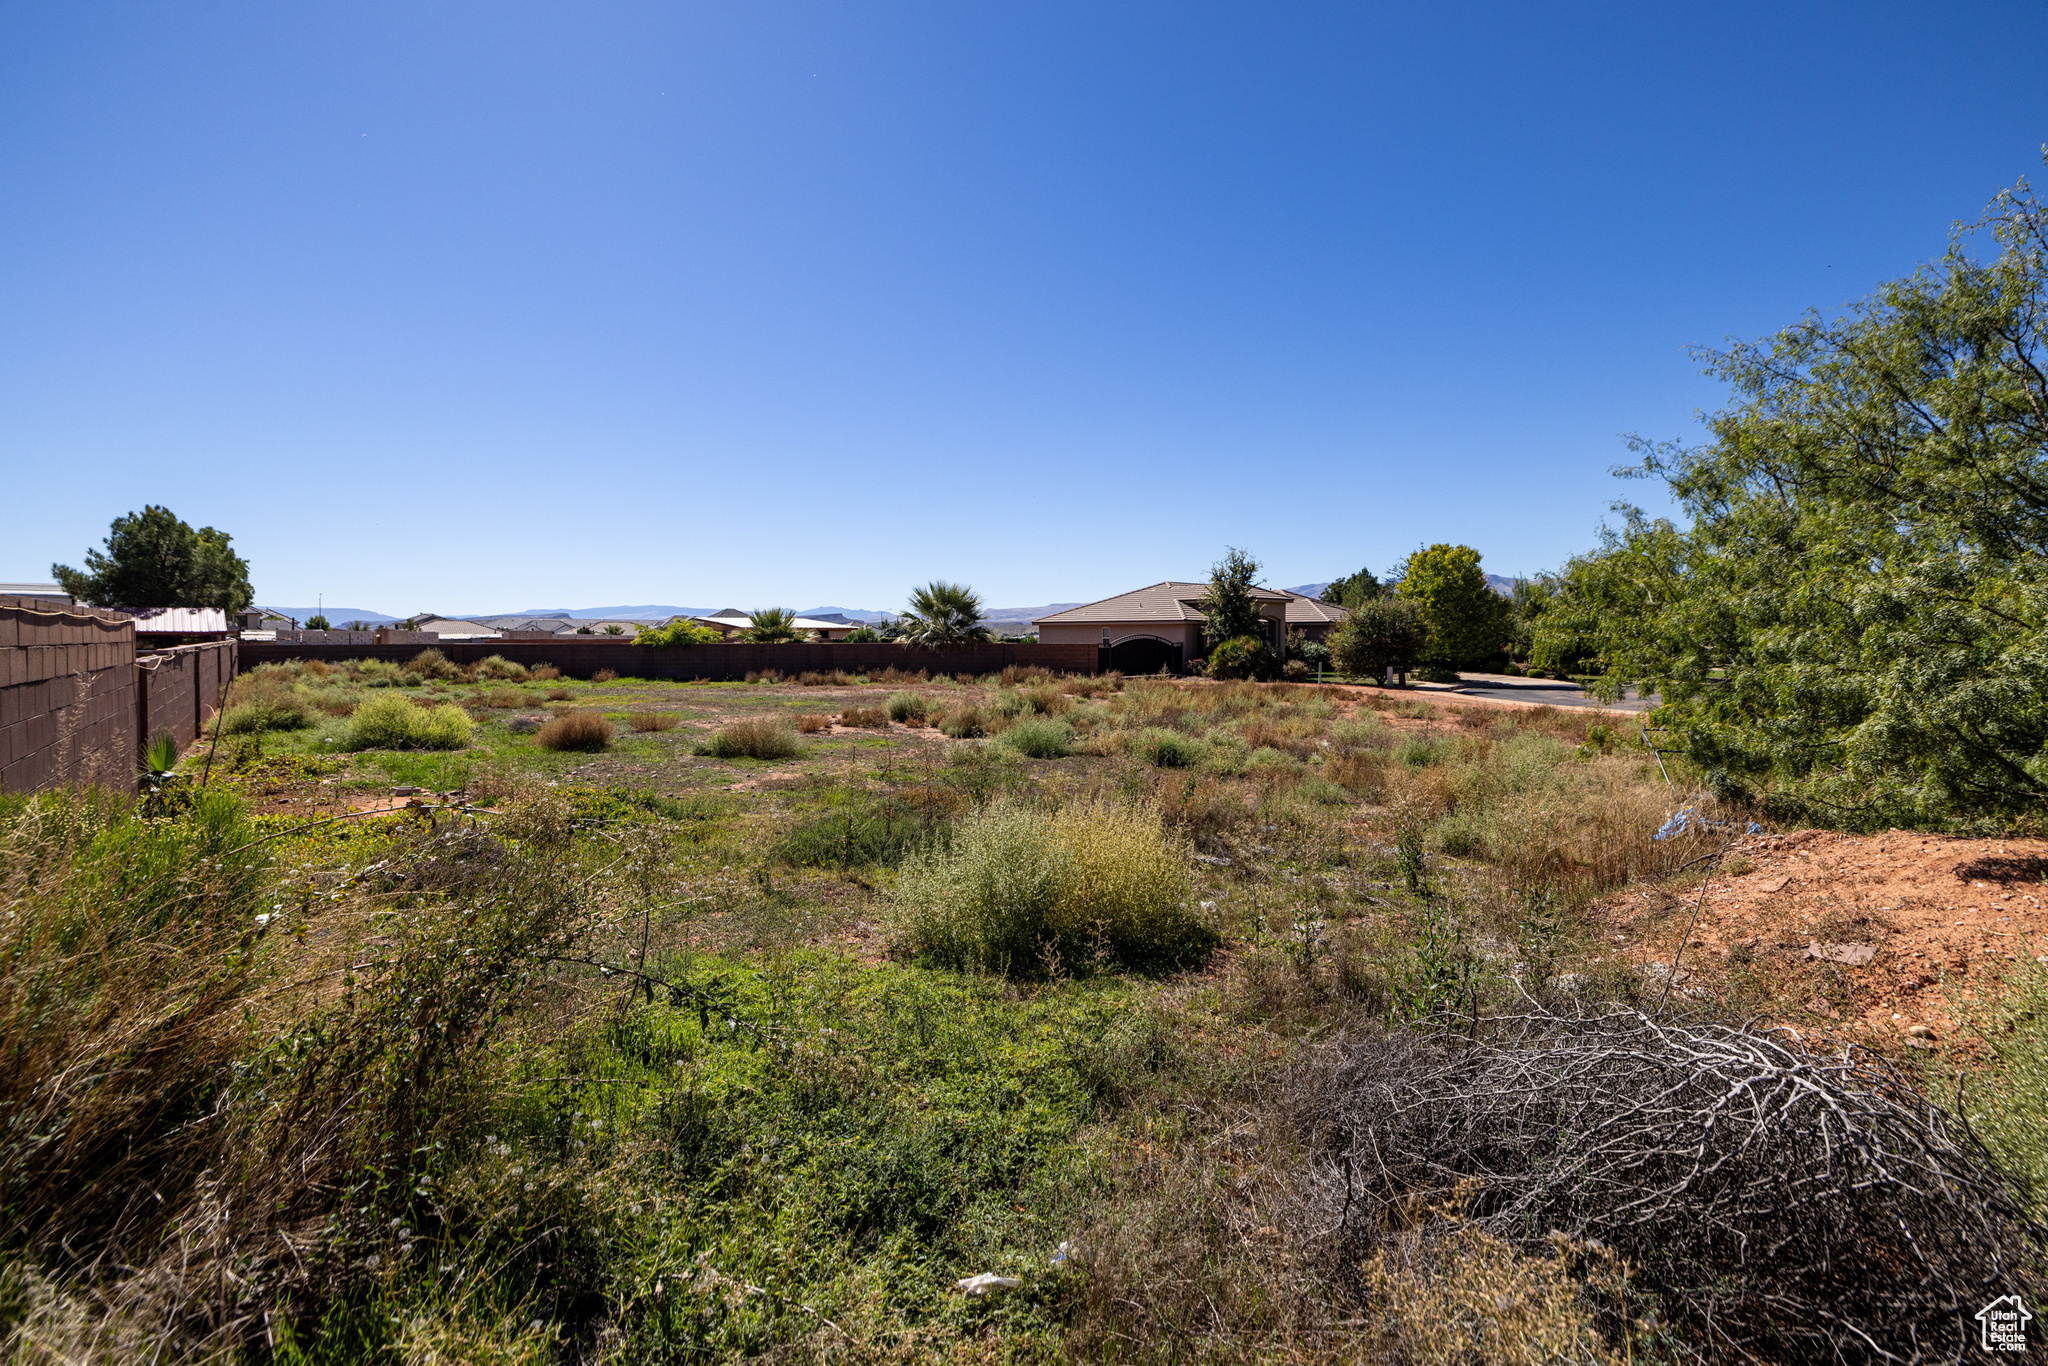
[[1033, 581, 1290, 626], [1281, 591, 1351, 626]]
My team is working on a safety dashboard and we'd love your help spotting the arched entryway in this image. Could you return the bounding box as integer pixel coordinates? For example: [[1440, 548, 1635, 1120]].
[[1108, 636, 1184, 676]]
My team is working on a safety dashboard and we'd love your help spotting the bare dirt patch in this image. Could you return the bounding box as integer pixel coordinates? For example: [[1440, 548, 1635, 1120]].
[[1604, 828, 2048, 1048]]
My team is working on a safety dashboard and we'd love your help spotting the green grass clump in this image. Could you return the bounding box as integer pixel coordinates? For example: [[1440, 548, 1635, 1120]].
[[893, 799, 1208, 975], [474, 654, 529, 681], [885, 691, 929, 723], [219, 698, 312, 734], [345, 694, 475, 750], [1133, 728, 1203, 768], [700, 715, 799, 759], [772, 796, 947, 868], [939, 705, 987, 739], [1001, 716, 1072, 759]]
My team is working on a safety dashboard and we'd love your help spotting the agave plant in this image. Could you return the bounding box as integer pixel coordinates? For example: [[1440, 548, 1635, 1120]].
[[740, 607, 806, 643], [138, 730, 185, 815], [899, 582, 990, 645]]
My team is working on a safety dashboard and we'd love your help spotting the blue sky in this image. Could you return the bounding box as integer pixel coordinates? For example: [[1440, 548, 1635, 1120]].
[[4, 2, 2045, 614]]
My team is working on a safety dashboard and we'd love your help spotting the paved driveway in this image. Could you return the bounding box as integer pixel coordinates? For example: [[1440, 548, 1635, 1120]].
[[1425, 672, 1655, 712]]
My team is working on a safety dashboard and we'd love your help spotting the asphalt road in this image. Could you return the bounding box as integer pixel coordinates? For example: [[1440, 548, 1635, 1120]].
[[1424, 671, 1655, 712]]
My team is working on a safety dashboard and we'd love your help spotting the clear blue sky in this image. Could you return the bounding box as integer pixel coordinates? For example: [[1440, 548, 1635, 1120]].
[[4, 2, 2045, 614]]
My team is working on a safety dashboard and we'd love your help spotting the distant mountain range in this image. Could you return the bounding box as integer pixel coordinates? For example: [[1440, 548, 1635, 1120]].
[[257, 607, 403, 625]]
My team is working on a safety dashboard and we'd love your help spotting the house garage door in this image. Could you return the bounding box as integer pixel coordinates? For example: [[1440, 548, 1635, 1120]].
[[1109, 637, 1183, 676]]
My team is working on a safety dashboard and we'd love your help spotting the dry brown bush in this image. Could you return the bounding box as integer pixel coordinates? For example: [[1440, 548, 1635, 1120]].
[[1327, 749, 1391, 799], [546, 687, 573, 701], [478, 688, 523, 708], [1242, 714, 1322, 758], [702, 716, 799, 759], [840, 706, 889, 728], [590, 668, 618, 683], [998, 664, 1056, 686], [627, 711, 680, 732], [795, 713, 831, 733], [528, 665, 561, 681], [1307, 1012, 2044, 1361], [743, 670, 783, 684], [536, 709, 613, 751], [873, 667, 929, 685]]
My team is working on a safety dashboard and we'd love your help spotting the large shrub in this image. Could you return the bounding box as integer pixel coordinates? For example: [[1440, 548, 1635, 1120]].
[[892, 800, 1207, 975], [1001, 716, 1072, 759], [473, 654, 529, 681], [1205, 636, 1277, 681], [405, 648, 462, 681], [345, 694, 475, 750], [1330, 597, 1430, 678]]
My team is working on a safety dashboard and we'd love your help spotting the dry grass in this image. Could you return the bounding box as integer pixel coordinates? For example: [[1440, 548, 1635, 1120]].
[[873, 667, 929, 685], [528, 665, 561, 681], [546, 687, 574, 701], [590, 668, 618, 683], [839, 706, 889, 728], [797, 670, 859, 687], [536, 709, 614, 751], [478, 688, 524, 708], [795, 713, 832, 733], [702, 715, 800, 759], [626, 711, 681, 732]]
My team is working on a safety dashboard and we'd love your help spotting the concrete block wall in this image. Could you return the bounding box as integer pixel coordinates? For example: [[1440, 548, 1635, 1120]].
[[137, 639, 238, 753], [0, 595, 139, 794]]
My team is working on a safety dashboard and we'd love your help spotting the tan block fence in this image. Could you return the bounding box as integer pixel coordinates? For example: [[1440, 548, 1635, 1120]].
[[0, 595, 236, 795]]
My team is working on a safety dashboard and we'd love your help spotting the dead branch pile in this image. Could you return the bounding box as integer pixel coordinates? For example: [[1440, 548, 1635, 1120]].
[[1303, 1010, 2043, 1363]]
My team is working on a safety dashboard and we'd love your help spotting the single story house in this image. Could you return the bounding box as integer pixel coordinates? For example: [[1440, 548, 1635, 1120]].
[[685, 610, 860, 642], [411, 616, 504, 640], [238, 607, 297, 631], [1033, 582, 1294, 674]]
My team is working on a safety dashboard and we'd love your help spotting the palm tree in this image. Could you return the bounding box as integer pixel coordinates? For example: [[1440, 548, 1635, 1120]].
[[898, 581, 989, 645], [740, 607, 805, 643]]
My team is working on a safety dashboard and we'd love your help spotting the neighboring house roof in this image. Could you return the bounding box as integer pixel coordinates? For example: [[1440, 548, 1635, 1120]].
[[414, 616, 503, 638], [116, 607, 230, 634], [1, 582, 72, 600], [470, 614, 578, 633], [690, 612, 852, 636], [1280, 591, 1351, 627], [1033, 581, 1291, 627]]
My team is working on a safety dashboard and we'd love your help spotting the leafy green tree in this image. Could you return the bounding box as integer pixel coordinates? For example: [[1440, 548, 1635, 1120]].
[[1558, 169, 2048, 827], [1322, 566, 1384, 608], [1329, 597, 1429, 677], [634, 619, 721, 647], [1200, 547, 1266, 647], [740, 607, 805, 643], [53, 505, 253, 611], [305, 614, 332, 631], [1393, 544, 1510, 668], [899, 582, 990, 645]]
